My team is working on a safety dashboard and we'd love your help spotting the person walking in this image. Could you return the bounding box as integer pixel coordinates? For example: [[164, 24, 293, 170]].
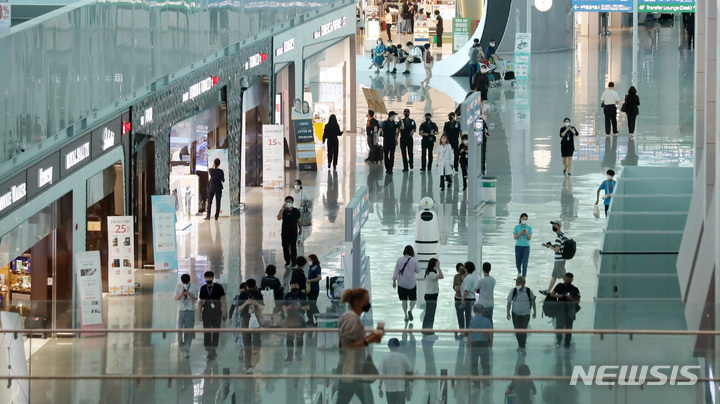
[[384, 8, 393, 42], [505, 364, 537, 404], [277, 196, 302, 267], [381, 111, 401, 175], [399, 109, 417, 171], [467, 304, 493, 388], [365, 110, 380, 161], [467, 41, 482, 86], [306, 254, 323, 326], [378, 338, 413, 404], [506, 276, 536, 355], [452, 263, 470, 339], [419, 113, 438, 172], [228, 282, 248, 356], [460, 261, 481, 337], [283, 280, 309, 361], [476, 262, 495, 326], [686, 13, 694, 49], [600, 81, 620, 136], [260, 264, 284, 301], [400, 0, 411, 34], [205, 158, 225, 220], [175, 273, 198, 358], [290, 179, 310, 210], [393, 245, 422, 321], [234, 278, 264, 373], [595, 169, 616, 217], [513, 213, 532, 277], [436, 135, 454, 190], [443, 112, 462, 171], [434, 10, 443, 47], [422, 258, 444, 335], [624, 86, 640, 138], [541, 220, 568, 295], [472, 66, 490, 114], [323, 114, 343, 170], [458, 134, 469, 190], [198, 271, 227, 360], [548, 273, 581, 349], [559, 118, 578, 175], [337, 288, 384, 404], [419, 43, 434, 87]]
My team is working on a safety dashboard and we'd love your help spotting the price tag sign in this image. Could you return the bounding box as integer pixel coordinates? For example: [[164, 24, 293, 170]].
[[262, 125, 285, 188], [107, 216, 135, 295]]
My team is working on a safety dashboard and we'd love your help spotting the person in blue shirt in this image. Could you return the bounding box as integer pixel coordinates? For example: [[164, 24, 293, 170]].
[[512, 213, 532, 277], [485, 39, 498, 63], [467, 304, 493, 388], [371, 39, 387, 73], [595, 169, 616, 217]]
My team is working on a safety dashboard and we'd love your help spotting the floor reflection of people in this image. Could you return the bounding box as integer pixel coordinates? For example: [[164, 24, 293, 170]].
[[543, 350, 579, 404], [602, 136, 618, 171], [421, 170, 435, 201], [381, 175, 399, 234], [207, 221, 224, 273], [622, 137, 639, 166], [285, 376, 306, 404], [421, 334, 438, 401], [323, 169, 339, 223], [560, 175, 577, 225], [399, 172, 414, 227]]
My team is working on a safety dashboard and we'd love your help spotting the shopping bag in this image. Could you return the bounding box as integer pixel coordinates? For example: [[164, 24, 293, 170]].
[[302, 205, 312, 227], [593, 204, 600, 219], [261, 287, 276, 314]]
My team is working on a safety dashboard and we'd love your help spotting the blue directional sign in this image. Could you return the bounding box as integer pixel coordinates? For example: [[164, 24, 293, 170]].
[[572, 0, 632, 12]]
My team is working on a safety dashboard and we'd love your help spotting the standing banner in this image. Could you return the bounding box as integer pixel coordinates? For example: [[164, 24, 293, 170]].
[[452, 18, 470, 52], [291, 98, 317, 172], [75, 251, 105, 333], [0, 312, 28, 404], [151, 195, 179, 270], [207, 149, 230, 216], [262, 125, 285, 188], [107, 216, 135, 295], [0, 0, 10, 33]]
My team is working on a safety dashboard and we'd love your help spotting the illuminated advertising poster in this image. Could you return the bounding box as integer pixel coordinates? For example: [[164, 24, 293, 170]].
[[75, 251, 104, 327], [107, 216, 135, 295], [262, 125, 285, 188], [291, 99, 318, 171], [151, 195, 179, 269]]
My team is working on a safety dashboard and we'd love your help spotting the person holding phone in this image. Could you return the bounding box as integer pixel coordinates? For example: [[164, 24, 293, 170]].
[[174, 273, 198, 358], [513, 213, 532, 277]]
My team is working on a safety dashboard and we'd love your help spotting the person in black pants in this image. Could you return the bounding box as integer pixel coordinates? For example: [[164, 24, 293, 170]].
[[277, 196, 302, 267], [443, 112, 461, 171], [231, 279, 263, 373], [549, 273, 581, 349], [600, 81, 620, 136], [458, 134, 469, 190], [434, 10, 443, 47], [422, 258, 444, 335], [399, 109, 416, 171], [283, 280, 309, 361], [198, 271, 226, 360], [381, 111, 400, 175], [419, 113, 438, 171], [323, 114, 342, 170], [624, 86, 640, 138], [205, 158, 225, 220]]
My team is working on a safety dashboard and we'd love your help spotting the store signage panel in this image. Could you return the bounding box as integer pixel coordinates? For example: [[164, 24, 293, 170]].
[[638, 2, 694, 11], [92, 116, 122, 158], [107, 216, 135, 295], [75, 250, 105, 332], [571, 0, 632, 11], [26, 152, 60, 199], [245, 52, 268, 70], [60, 134, 92, 177], [275, 38, 295, 57], [182, 76, 219, 102], [0, 172, 27, 216], [313, 16, 347, 39], [262, 125, 285, 189]]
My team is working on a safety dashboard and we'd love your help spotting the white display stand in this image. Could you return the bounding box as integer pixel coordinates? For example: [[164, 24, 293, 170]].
[[414, 20, 431, 45], [365, 18, 381, 51], [169, 174, 198, 230]]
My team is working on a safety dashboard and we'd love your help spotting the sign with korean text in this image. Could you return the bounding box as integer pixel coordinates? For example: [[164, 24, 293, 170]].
[[0, 0, 10, 32], [151, 195, 179, 270], [75, 251, 104, 329], [452, 18, 470, 52], [262, 125, 285, 188], [107, 216, 135, 295], [571, 0, 632, 11]]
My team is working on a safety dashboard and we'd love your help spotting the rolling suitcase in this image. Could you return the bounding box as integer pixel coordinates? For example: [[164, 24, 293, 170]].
[[369, 145, 384, 163]]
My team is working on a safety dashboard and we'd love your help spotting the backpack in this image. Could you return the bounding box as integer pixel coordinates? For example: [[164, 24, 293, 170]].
[[561, 238, 577, 260], [542, 296, 560, 318], [511, 287, 532, 301]]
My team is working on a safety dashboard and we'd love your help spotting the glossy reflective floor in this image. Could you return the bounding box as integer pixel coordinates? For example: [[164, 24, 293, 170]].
[[24, 20, 696, 404]]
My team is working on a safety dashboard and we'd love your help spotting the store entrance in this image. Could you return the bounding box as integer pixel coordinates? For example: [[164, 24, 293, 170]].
[[243, 78, 270, 188]]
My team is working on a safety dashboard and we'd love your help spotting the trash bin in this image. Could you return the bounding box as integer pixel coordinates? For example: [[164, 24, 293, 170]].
[[315, 313, 339, 348], [482, 177, 497, 203]]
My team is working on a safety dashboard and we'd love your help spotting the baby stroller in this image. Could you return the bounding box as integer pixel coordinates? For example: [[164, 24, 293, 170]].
[[481, 61, 502, 89]]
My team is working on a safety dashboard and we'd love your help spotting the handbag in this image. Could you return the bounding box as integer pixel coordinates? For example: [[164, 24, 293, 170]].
[[620, 102, 627, 113], [592, 204, 600, 218], [301, 205, 312, 227], [261, 287, 276, 314], [359, 354, 379, 383]]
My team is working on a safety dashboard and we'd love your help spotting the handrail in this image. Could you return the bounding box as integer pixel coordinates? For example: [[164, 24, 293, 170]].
[[0, 328, 717, 336]]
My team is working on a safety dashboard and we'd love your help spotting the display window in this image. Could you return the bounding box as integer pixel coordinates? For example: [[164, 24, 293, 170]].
[[304, 38, 352, 131]]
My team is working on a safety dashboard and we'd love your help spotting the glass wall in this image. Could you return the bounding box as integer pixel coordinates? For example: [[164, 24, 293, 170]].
[[304, 38, 353, 131]]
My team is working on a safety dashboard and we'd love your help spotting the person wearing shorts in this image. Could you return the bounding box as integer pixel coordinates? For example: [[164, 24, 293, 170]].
[[541, 220, 567, 295], [392, 245, 421, 321]]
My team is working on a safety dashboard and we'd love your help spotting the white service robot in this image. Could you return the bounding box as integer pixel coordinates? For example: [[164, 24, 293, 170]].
[[414, 197, 440, 307]]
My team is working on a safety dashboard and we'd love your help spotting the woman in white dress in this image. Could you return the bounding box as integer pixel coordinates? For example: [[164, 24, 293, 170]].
[[436, 135, 454, 190]]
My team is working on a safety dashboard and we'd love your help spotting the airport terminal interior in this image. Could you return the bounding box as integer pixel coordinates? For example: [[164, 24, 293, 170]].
[[0, 0, 718, 403]]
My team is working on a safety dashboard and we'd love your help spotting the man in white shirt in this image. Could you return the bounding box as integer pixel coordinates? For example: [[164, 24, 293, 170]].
[[392, 246, 422, 321], [506, 276, 536, 355], [378, 338, 413, 403], [174, 273, 199, 358], [460, 261, 480, 337], [475, 262, 496, 326], [600, 81, 620, 136]]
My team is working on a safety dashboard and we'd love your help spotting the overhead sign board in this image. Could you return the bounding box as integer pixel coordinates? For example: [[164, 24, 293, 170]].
[[638, 2, 694, 11], [27, 153, 60, 198], [571, 0, 632, 11]]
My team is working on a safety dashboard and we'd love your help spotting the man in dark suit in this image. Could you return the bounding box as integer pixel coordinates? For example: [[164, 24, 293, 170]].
[[205, 158, 225, 220]]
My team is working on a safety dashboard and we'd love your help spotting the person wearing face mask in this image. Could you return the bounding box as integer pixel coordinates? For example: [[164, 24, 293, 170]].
[[452, 263, 469, 339], [205, 158, 225, 220], [548, 273, 581, 349], [436, 135, 454, 190], [442, 112, 462, 171], [198, 271, 227, 360], [471, 66, 490, 114], [380, 111, 401, 175], [337, 288, 384, 404], [399, 109, 416, 172], [513, 213, 533, 277], [485, 39, 498, 64], [277, 196, 302, 267], [506, 276, 536, 355], [422, 258, 444, 335], [290, 180, 310, 210], [560, 118, 578, 175], [283, 280, 310, 362], [595, 169, 616, 217], [393, 245, 421, 321], [419, 113, 438, 172], [383, 40, 398, 74], [541, 220, 567, 295], [174, 273, 199, 358], [458, 134, 469, 190], [371, 39, 386, 73], [433, 10, 444, 47], [419, 43, 434, 87], [234, 278, 264, 373]]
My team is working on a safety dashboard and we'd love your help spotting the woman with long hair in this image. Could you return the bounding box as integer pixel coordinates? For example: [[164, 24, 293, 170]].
[[422, 258, 444, 335], [323, 114, 343, 170], [624, 86, 640, 138], [452, 263, 467, 339]]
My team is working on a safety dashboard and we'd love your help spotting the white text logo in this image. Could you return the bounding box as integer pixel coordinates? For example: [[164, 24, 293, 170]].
[[65, 142, 91, 170], [102, 128, 115, 150], [38, 167, 53, 188], [570, 365, 700, 386]]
